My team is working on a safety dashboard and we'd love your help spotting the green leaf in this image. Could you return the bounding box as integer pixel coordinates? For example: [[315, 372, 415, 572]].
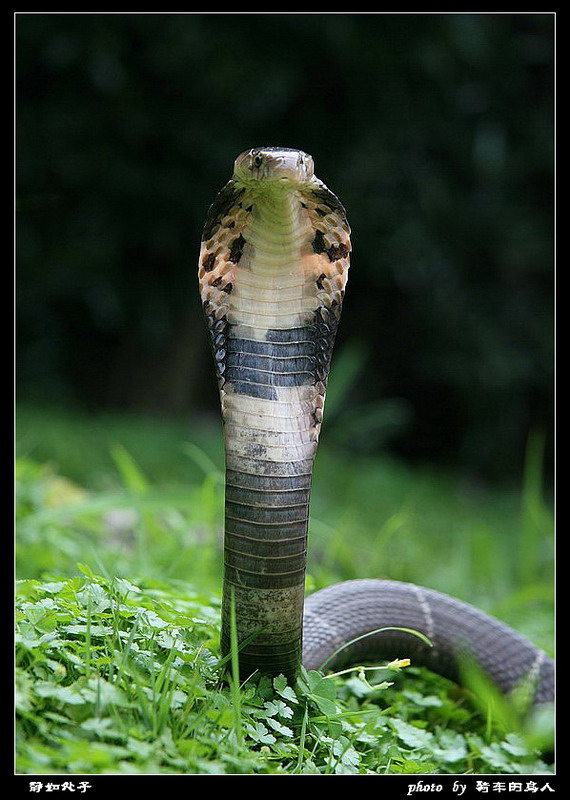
[[16, 670, 35, 712], [502, 732, 530, 757], [478, 742, 515, 772], [40, 581, 68, 595], [432, 730, 468, 763], [266, 717, 294, 737], [15, 579, 42, 599], [246, 721, 276, 745], [390, 718, 434, 750], [77, 563, 98, 580], [64, 624, 115, 636], [402, 690, 444, 707], [299, 670, 339, 716], [274, 675, 298, 704], [114, 578, 142, 596], [77, 583, 111, 612], [87, 677, 129, 709], [34, 682, 88, 706], [140, 609, 169, 630], [263, 699, 294, 719]]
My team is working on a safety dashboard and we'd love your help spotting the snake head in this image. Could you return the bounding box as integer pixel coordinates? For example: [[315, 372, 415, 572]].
[[233, 147, 315, 187]]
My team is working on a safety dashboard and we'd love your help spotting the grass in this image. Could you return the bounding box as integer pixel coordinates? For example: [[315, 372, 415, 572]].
[[16, 571, 553, 775], [15, 404, 555, 775]]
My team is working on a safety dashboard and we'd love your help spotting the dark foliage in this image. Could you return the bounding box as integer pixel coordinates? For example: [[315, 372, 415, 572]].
[[16, 13, 554, 480]]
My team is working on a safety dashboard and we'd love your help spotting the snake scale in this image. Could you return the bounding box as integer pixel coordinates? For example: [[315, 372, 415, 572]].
[[198, 147, 554, 706]]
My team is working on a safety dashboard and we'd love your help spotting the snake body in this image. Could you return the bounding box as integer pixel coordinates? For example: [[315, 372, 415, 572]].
[[198, 147, 554, 705]]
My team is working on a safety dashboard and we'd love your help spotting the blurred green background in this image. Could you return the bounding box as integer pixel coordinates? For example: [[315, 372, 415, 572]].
[[16, 12, 554, 483]]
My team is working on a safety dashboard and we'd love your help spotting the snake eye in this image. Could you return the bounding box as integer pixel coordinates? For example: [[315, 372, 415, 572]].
[[253, 153, 263, 169]]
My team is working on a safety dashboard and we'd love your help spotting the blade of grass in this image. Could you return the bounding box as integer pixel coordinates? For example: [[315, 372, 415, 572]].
[[110, 443, 149, 494], [228, 587, 243, 748], [519, 429, 553, 585], [317, 626, 432, 673], [182, 442, 224, 483], [295, 704, 309, 773]]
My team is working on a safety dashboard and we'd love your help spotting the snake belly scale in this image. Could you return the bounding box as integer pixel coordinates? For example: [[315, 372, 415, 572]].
[[198, 147, 553, 705]]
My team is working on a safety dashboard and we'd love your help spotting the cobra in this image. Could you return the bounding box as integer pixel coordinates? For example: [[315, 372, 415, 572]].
[[198, 147, 554, 706]]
